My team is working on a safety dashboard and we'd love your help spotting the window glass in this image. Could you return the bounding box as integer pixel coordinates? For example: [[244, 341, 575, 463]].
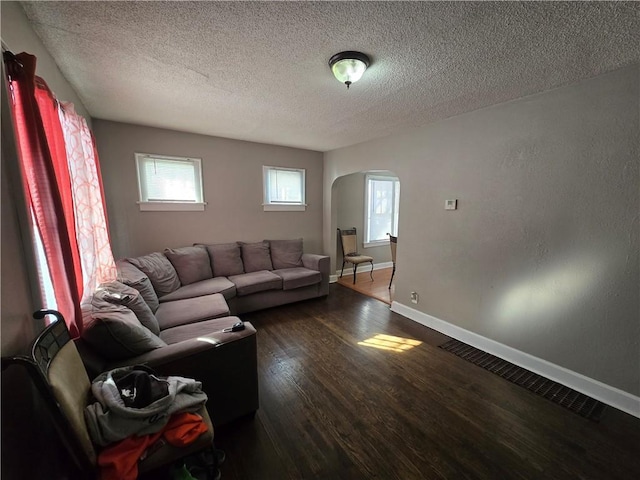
[[31, 209, 57, 311], [135, 153, 204, 211], [365, 175, 400, 244], [263, 166, 306, 211]]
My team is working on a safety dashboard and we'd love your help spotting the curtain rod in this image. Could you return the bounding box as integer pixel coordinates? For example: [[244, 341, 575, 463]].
[[1, 42, 23, 68]]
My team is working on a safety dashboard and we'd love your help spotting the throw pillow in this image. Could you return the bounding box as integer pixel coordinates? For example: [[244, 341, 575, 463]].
[[164, 246, 212, 285], [239, 241, 273, 272], [203, 243, 244, 277], [267, 238, 304, 270], [127, 252, 181, 297], [81, 296, 166, 361], [116, 260, 160, 312], [95, 281, 160, 336]]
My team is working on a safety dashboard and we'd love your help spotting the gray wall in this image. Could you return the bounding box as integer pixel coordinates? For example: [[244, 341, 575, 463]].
[[334, 171, 393, 272], [324, 65, 639, 396], [93, 120, 324, 258]]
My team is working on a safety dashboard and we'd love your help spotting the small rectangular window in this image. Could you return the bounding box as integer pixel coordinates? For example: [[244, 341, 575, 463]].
[[263, 166, 306, 211], [135, 153, 205, 211], [364, 174, 400, 246]]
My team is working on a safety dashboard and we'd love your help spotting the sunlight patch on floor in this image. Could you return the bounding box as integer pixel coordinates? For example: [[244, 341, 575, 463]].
[[358, 333, 422, 352]]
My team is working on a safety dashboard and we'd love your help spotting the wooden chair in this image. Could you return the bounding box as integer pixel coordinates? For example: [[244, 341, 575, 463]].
[[388, 233, 397, 289], [1, 310, 217, 479], [338, 227, 374, 284]]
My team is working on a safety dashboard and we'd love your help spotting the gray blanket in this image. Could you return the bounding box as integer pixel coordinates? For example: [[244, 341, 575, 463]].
[[84, 365, 208, 446]]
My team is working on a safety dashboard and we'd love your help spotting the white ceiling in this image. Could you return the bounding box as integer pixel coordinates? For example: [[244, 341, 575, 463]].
[[20, 1, 640, 152]]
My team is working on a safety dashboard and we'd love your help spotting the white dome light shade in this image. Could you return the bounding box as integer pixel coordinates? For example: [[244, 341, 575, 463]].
[[331, 58, 367, 83], [329, 51, 371, 89]]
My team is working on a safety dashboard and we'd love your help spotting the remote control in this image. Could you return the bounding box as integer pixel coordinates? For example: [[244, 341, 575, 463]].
[[230, 321, 245, 332]]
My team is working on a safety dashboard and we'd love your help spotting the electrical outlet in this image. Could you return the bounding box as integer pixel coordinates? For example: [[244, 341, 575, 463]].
[[410, 291, 419, 304]]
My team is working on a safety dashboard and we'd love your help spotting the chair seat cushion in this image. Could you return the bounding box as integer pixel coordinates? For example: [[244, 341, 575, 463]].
[[155, 294, 230, 330], [345, 254, 373, 264], [228, 270, 282, 296], [160, 277, 236, 302], [273, 267, 322, 290]]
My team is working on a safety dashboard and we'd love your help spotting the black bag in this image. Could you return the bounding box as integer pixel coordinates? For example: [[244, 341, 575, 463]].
[[112, 365, 169, 408]]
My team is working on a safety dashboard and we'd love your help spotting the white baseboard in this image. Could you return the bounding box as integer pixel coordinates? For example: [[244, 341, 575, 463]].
[[330, 261, 393, 283], [391, 301, 640, 419]]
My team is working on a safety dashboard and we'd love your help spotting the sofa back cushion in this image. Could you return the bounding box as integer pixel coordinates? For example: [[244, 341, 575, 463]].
[[239, 241, 273, 273], [127, 252, 181, 297], [164, 246, 212, 285], [116, 260, 160, 312], [268, 238, 304, 270], [204, 243, 244, 277], [81, 296, 166, 360], [95, 281, 160, 336]]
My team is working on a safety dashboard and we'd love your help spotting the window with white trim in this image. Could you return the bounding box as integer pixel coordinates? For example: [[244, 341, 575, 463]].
[[364, 174, 400, 246], [135, 153, 205, 211], [263, 166, 306, 211]]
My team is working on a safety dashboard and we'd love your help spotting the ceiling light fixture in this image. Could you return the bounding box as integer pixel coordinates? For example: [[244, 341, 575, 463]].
[[329, 51, 370, 90]]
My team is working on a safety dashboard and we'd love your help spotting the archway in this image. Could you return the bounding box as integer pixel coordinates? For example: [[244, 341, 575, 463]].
[[330, 170, 400, 303]]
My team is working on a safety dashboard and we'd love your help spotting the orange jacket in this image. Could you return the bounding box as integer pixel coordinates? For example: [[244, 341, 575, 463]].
[[98, 411, 209, 480]]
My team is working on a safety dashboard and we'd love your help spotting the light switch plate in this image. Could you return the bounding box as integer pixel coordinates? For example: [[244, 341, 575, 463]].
[[445, 199, 457, 210]]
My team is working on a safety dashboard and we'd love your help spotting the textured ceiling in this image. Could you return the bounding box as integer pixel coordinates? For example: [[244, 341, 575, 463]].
[[19, 1, 640, 152]]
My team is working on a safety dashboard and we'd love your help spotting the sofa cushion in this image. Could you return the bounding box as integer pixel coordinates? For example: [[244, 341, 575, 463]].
[[127, 252, 181, 297], [164, 245, 212, 285], [94, 281, 160, 335], [268, 238, 304, 270], [81, 298, 166, 360], [159, 316, 249, 345], [155, 293, 230, 330], [160, 277, 236, 302], [273, 267, 322, 290], [116, 260, 159, 312], [228, 270, 282, 296], [239, 242, 273, 272], [204, 243, 244, 277]]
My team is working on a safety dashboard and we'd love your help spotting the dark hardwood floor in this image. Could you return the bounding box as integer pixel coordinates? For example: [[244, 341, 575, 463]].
[[215, 284, 640, 479]]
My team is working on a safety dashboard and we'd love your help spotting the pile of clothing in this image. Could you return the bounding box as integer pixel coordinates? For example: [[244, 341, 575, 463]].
[[84, 365, 213, 480]]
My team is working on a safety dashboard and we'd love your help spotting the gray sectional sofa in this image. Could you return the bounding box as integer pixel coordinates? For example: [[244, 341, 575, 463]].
[[77, 239, 329, 425]]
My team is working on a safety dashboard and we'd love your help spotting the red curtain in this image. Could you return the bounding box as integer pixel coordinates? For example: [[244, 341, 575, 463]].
[[34, 78, 84, 300], [4, 52, 83, 337]]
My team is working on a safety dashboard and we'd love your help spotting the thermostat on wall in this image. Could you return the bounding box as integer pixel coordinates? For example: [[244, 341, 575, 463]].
[[445, 199, 458, 210]]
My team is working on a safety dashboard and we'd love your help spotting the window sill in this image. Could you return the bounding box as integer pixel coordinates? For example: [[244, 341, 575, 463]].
[[363, 240, 389, 248], [263, 204, 307, 212], [138, 202, 206, 212]]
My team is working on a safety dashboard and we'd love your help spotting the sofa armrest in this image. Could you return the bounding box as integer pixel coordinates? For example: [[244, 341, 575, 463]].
[[105, 323, 259, 426], [302, 253, 329, 273], [106, 337, 218, 369], [105, 324, 254, 370], [302, 253, 329, 295]]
